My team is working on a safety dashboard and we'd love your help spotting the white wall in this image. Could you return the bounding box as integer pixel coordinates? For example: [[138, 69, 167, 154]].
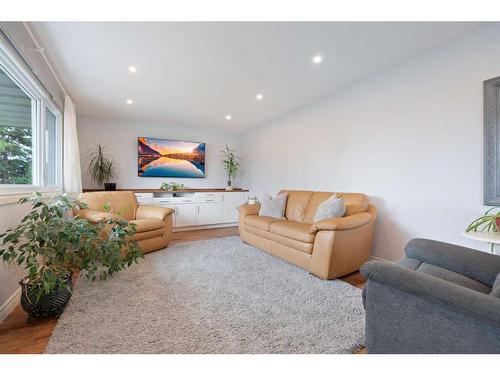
[[241, 25, 500, 261], [0, 203, 30, 315], [77, 115, 242, 190]]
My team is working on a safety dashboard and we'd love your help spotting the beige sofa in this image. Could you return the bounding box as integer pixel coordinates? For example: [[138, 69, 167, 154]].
[[77, 191, 174, 254], [238, 190, 377, 279]]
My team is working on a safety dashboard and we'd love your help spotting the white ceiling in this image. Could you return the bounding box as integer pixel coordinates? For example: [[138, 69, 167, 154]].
[[30, 22, 481, 133]]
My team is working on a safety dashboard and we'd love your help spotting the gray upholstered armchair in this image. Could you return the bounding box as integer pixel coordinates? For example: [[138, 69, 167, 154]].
[[361, 238, 500, 354]]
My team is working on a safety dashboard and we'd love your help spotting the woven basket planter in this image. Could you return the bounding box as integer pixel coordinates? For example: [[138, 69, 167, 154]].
[[19, 275, 72, 323]]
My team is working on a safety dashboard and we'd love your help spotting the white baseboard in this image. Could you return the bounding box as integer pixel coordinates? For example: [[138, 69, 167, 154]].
[[369, 255, 391, 262], [173, 223, 238, 232], [0, 287, 21, 323]]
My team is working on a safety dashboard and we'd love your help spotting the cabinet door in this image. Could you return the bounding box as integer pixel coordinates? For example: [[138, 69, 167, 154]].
[[174, 204, 197, 228], [196, 203, 222, 225], [222, 192, 247, 223]]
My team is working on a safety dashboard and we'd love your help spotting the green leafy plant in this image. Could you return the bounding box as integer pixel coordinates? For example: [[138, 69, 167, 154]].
[[160, 182, 185, 191], [0, 126, 32, 184], [466, 207, 500, 233], [0, 193, 143, 302], [87, 144, 116, 185], [221, 145, 241, 185]]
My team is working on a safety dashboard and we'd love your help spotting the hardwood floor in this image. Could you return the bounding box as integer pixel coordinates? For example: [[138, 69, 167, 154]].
[[0, 227, 366, 354]]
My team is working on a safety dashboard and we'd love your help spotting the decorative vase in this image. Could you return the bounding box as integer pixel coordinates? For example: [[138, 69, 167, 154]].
[[104, 182, 116, 191], [20, 275, 72, 323], [226, 179, 234, 191]]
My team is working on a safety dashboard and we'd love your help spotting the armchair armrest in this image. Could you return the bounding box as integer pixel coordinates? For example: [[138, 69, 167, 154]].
[[405, 238, 500, 286], [309, 212, 372, 233], [361, 260, 500, 326], [136, 205, 174, 220], [76, 209, 120, 223], [238, 203, 261, 217]]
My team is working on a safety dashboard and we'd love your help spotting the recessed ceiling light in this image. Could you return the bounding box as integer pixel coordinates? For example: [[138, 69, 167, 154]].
[[126, 99, 133, 105], [128, 65, 137, 73], [312, 55, 322, 64], [256, 93, 264, 101], [225, 115, 232, 121]]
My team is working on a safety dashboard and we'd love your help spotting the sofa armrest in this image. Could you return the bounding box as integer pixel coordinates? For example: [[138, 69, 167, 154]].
[[238, 203, 261, 217], [136, 205, 174, 220], [76, 209, 120, 223], [405, 238, 500, 286], [309, 212, 372, 233], [361, 260, 500, 325]]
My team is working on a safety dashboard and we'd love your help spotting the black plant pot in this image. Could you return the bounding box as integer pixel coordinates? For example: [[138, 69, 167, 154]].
[[19, 275, 72, 323], [104, 182, 116, 191]]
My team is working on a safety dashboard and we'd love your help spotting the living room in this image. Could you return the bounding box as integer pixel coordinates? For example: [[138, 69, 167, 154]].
[[1, 1, 499, 373]]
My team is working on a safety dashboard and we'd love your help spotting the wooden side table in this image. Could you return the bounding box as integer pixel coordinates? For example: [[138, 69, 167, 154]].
[[462, 231, 500, 254]]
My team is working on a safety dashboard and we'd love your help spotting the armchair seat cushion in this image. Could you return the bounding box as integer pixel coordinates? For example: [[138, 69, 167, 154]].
[[133, 228, 165, 241], [130, 218, 165, 233], [396, 258, 492, 294], [269, 221, 316, 243], [244, 215, 283, 231]]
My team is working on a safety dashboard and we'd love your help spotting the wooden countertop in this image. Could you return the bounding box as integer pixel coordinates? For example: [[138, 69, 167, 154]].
[[82, 188, 249, 193]]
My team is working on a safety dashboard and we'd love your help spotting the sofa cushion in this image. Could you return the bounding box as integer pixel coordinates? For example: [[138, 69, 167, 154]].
[[395, 258, 422, 270], [491, 273, 500, 298], [303, 192, 369, 223], [245, 215, 283, 231], [278, 191, 313, 223], [269, 221, 316, 243], [130, 218, 165, 232], [133, 228, 164, 241], [397, 258, 492, 294], [259, 193, 288, 218], [77, 191, 138, 220], [244, 225, 314, 254], [314, 194, 346, 222]]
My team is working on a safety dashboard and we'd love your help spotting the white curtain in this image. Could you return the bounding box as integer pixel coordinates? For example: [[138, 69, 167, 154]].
[[63, 96, 82, 195]]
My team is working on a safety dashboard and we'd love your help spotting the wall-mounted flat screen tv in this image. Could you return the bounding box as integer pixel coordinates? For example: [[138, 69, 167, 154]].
[[138, 137, 206, 178]]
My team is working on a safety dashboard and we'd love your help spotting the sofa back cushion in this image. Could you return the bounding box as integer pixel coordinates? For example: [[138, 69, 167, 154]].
[[304, 192, 369, 224], [77, 191, 138, 220], [491, 273, 500, 298], [278, 190, 313, 223], [278, 190, 369, 224]]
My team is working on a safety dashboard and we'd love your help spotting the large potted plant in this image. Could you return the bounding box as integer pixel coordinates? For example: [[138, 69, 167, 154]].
[[221, 145, 241, 191], [88, 144, 117, 191], [0, 193, 142, 322]]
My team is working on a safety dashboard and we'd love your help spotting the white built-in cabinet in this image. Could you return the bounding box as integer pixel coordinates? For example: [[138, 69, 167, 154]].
[[135, 191, 248, 230]]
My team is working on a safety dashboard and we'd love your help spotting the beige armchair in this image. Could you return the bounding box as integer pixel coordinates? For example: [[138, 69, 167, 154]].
[[76, 191, 173, 254], [238, 190, 377, 279]]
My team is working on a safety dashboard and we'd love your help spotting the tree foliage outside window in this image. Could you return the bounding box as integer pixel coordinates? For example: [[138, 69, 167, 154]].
[[0, 125, 32, 184]]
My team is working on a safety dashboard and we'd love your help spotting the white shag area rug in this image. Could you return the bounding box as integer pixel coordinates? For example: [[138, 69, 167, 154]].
[[45, 236, 365, 353]]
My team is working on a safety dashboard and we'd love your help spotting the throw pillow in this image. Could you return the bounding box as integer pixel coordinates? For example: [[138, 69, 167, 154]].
[[314, 195, 346, 222], [259, 193, 288, 218]]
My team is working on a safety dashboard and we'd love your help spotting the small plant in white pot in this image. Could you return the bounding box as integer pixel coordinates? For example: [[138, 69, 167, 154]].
[[221, 145, 241, 191]]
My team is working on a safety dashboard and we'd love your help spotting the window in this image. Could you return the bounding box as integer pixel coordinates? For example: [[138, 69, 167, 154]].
[[0, 68, 34, 184], [0, 40, 62, 194]]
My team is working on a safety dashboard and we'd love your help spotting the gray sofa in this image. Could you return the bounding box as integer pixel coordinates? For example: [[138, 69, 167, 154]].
[[360, 238, 500, 354]]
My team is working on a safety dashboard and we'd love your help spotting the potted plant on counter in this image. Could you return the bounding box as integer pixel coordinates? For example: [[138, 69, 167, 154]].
[[466, 207, 500, 234], [88, 144, 117, 191], [0, 193, 142, 322], [221, 145, 241, 191]]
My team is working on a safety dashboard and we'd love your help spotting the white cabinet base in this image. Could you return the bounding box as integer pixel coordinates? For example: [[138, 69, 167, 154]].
[[136, 191, 247, 232]]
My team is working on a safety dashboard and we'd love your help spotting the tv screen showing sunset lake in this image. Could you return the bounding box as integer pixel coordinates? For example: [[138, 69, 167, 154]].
[[138, 137, 206, 178]]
